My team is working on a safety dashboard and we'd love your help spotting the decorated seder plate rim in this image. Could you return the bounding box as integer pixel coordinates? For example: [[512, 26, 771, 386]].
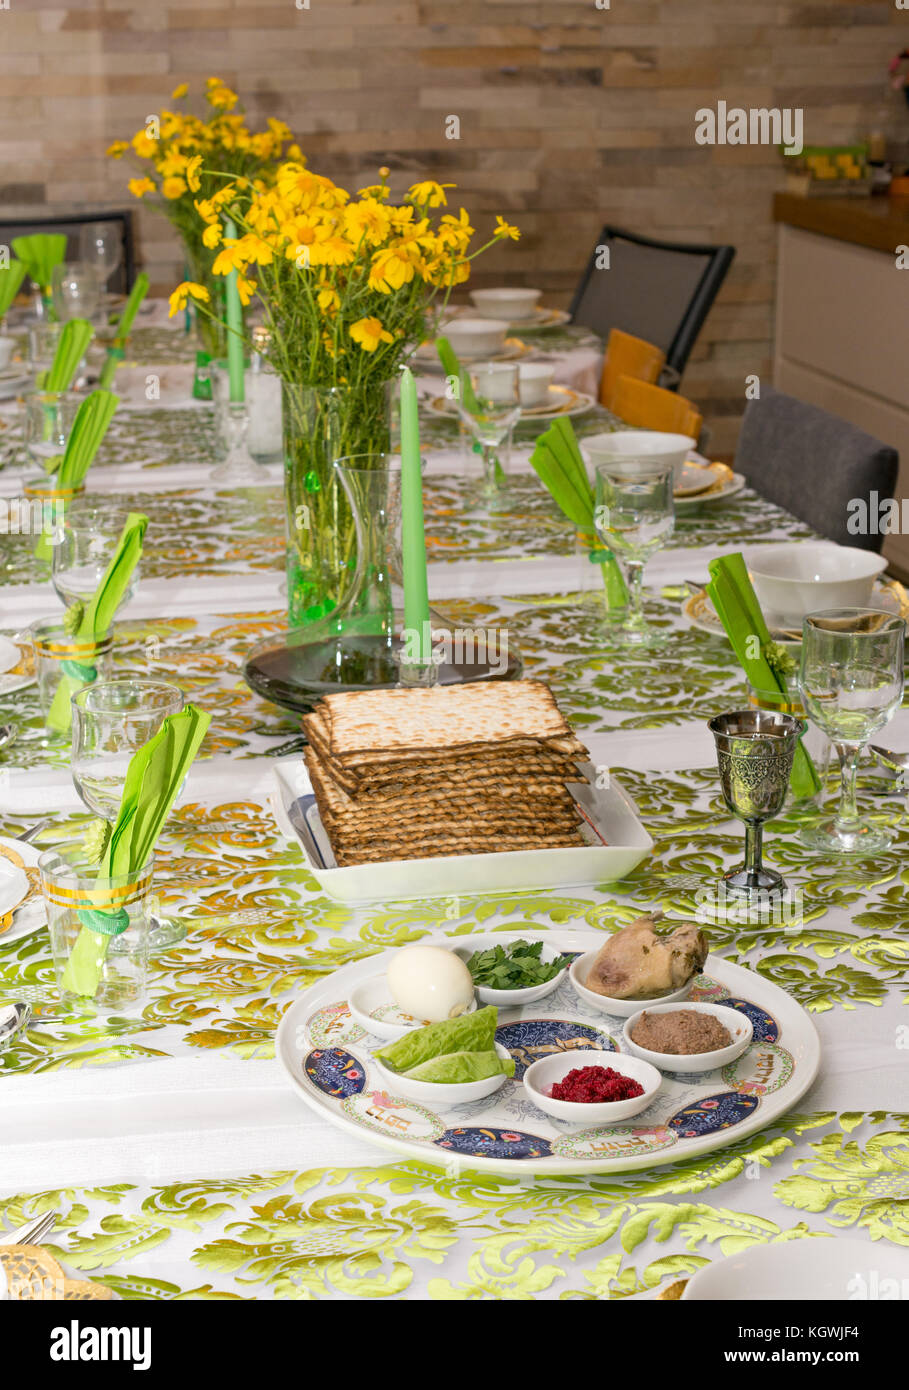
[[683, 574, 909, 640], [276, 929, 821, 1177]]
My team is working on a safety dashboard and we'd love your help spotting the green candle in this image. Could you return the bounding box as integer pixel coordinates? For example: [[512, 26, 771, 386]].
[[223, 218, 245, 404], [399, 366, 431, 664]]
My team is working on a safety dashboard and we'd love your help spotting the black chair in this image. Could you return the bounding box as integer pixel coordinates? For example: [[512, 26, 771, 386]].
[[569, 226, 735, 382], [0, 210, 136, 294], [734, 385, 898, 553]]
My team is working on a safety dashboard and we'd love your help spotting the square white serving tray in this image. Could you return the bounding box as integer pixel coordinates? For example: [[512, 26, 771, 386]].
[[269, 757, 653, 904]]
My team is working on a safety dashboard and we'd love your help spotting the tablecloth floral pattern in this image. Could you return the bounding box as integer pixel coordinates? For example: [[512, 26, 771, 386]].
[[0, 318, 905, 1301]]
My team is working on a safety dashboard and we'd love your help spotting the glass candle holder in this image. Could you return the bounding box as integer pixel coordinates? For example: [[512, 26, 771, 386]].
[[29, 618, 113, 738], [23, 390, 82, 472], [39, 847, 155, 1010]]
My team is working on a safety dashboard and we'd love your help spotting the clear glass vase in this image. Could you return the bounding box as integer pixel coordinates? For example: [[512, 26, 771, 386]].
[[281, 381, 391, 628], [243, 454, 522, 713]]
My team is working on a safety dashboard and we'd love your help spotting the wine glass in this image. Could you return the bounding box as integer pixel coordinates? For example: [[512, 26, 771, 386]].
[[80, 223, 122, 293], [593, 463, 675, 646], [52, 506, 140, 611], [455, 362, 521, 498], [798, 608, 905, 854], [71, 679, 186, 950], [51, 263, 102, 324]]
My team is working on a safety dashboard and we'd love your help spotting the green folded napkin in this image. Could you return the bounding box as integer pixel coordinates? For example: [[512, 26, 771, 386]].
[[11, 233, 67, 300], [33, 389, 119, 561], [46, 511, 148, 733], [99, 273, 149, 388], [0, 259, 27, 320], [61, 703, 211, 998], [530, 417, 627, 609], [706, 552, 820, 799], [42, 317, 94, 392]]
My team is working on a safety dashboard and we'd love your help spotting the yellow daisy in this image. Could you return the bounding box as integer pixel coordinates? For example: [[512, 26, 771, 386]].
[[350, 317, 394, 352]]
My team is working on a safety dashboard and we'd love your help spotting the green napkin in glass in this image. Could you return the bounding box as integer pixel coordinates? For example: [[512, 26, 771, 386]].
[[0, 259, 27, 320], [706, 552, 820, 799], [42, 317, 94, 392], [61, 703, 211, 998], [46, 511, 148, 733], [33, 389, 119, 561], [99, 273, 149, 388], [11, 233, 67, 309], [530, 417, 627, 608]]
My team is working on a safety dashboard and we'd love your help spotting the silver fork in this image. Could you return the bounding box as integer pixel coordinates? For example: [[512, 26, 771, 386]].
[[0, 1210, 57, 1247]]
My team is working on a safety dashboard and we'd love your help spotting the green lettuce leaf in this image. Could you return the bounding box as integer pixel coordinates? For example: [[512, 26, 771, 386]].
[[403, 1050, 515, 1084], [375, 1004, 497, 1073]]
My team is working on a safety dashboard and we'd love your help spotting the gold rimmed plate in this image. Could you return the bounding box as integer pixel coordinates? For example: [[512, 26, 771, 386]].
[[683, 575, 909, 641], [0, 637, 36, 695], [0, 837, 45, 942], [425, 384, 595, 422]]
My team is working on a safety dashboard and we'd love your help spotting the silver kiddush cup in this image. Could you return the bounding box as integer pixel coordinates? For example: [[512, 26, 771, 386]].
[[708, 709, 806, 901]]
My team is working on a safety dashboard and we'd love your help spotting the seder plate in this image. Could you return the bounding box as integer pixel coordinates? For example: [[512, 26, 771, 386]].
[[276, 929, 821, 1177]]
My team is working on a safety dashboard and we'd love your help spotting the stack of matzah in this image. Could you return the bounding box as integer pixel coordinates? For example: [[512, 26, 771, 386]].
[[302, 679, 590, 866]]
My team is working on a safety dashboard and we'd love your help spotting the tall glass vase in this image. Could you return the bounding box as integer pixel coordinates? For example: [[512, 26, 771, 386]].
[[282, 381, 390, 628], [184, 246, 228, 359]]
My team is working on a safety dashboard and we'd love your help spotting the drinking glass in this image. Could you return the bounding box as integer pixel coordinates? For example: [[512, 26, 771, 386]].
[[52, 506, 140, 610], [51, 263, 102, 324], [27, 320, 63, 374], [30, 618, 113, 739], [79, 223, 122, 292], [455, 362, 520, 497], [593, 463, 675, 646], [71, 679, 185, 950], [798, 608, 905, 853], [23, 389, 82, 471]]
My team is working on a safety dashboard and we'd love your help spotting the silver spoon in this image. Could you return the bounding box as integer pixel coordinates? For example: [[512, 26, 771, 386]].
[[871, 746, 909, 774], [0, 1001, 31, 1050]]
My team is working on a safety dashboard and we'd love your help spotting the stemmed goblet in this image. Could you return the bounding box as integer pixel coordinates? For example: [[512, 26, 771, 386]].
[[594, 462, 675, 646], [798, 608, 905, 854], [709, 708, 805, 904], [455, 362, 520, 500], [71, 679, 186, 951]]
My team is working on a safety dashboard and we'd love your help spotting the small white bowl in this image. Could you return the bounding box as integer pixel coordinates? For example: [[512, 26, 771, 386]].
[[569, 950, 697, 1018], [373, 1041, 513, 1107], [451, 934, 568, 1007], [744, 542, 887, 625], [623, 1002, 753, 1073], [523, 1048, 661, 1124], [583, 430, 696, 488], [445, 317, 508, 358], [470, 288, 541, 322], [349, 974, 476, 1041], [518, 362, 555, 407]]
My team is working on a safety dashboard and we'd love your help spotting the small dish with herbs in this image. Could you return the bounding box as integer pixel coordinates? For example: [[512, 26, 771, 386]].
[[452, 934, 571, 1006]]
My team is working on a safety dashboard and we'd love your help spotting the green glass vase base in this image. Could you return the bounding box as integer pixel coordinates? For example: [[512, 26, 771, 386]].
[[242, 615, 523, 716]]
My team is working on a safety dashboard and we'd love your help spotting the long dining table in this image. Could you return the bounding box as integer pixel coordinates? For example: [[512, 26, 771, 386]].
[[0, 311, 906, 1302]]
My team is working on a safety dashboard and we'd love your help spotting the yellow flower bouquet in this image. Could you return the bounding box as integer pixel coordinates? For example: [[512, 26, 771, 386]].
[[107, 78, 299, 355], [170, 163, 519, 625]]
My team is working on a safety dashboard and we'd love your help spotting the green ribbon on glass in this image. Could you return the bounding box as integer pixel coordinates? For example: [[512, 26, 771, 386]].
[[530, 417, 627, 609]]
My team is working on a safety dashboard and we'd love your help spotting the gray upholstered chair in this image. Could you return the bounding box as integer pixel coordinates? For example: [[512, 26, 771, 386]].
[[734, 386, 899, 553]]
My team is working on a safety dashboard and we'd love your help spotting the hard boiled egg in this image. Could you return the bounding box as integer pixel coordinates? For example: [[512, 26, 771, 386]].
[[387, 946, 476, 1023]]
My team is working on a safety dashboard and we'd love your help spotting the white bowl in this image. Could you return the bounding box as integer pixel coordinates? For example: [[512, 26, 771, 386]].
[[348, 974, 477, 1041], [680, 1236, 909, 1301], [451, 934, 568, 1006], [523, 1049, 661, 1124], [569, 949, 697, 1018], [623, 1002, 752, 1073], [518, 363, 554, 407], [744, 542, 888, 624], [373, 1040, 513, 1107], [470, 288, 541, 322], [582, 430, 697, 488], [0, 337, 15, 371], [444, 317, 508, 358]]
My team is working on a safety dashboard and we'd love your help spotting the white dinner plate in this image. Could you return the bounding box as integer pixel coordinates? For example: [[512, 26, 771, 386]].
[[683, 575, 909, 641], [0, 635, 21, 675], [674, 471, 746, 509], [674, 461, 729, 498], [445, 306, 572, 332], [425, 385, 595, 422], [276, 931, 821, 1177], [681, 1236, 909, 1301], [0, 638, 36, 695], [269, 758, 653, 904], [0, 836, 44, 942], [413, 338, 535, 372]]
